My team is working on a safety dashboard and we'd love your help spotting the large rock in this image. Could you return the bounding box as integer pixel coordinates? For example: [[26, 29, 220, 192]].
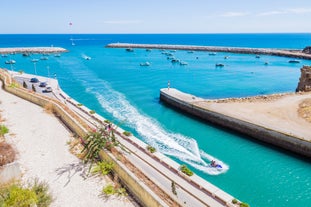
[[296, 66, 311, 92], [302, 46, 311, 54]]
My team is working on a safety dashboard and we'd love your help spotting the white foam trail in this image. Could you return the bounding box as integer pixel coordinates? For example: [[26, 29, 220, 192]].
[[61, 62, 229, 175]]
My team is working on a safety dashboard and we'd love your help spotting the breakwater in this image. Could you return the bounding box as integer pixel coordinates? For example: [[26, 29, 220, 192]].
[[160, 88, 311, 158], [106, 43, 311, 60], [0, 47, 68, 54]]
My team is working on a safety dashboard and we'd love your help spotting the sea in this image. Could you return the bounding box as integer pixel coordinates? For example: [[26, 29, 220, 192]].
[[1, 34, 311, 207]]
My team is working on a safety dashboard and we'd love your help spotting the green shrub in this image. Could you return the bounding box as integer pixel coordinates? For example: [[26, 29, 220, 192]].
[[0, 125, 9, 137], [180, 164, 193, 176], [89, 110, 95, 114], [91, 161, 114, 176], [31, 178, 53, 207], [240, 202, 250, 207], [102, 184, 115, 195], [147, 145, 156, 153], [2, 184, 38, 207], [116, 187, 127, 196], [122, 131, 131, 136], [77, 103, 83, 107], [104, 120, 111, 124], [232, 198, 238, 204], [0, 179, 52, 207]]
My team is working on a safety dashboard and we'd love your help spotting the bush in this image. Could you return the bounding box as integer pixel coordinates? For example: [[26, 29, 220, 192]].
[[91, 161, 114, 176], [31, 178, 53, 207], [89, 110, 95, 114], [240, 202, 250, 207], [122, 131, 131, 136], [0, 142, 16, 166], [0, 125, 9, 137], [146, 145, 156, 153], [0, 184, 38, 207], [102, 184, 115, 195], [0, 179, 52, 207], [180, 164, 193, 176], [232, 198, 238, 204]]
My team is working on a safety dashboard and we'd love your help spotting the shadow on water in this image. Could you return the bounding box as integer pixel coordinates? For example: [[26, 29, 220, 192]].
[[159, 99, 311, 163]]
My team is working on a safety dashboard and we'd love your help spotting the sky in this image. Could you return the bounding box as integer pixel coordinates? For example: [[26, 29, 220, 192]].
[[1, 0, 311, 34]]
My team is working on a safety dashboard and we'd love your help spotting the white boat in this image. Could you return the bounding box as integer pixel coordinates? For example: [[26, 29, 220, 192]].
[[40, 56, 48, 60], [179, 61, 188, 65], [31, 59, 39, 62], [209, 52, 217, 56], [5, 60, 16, 64], [140, 62, 150, 66]]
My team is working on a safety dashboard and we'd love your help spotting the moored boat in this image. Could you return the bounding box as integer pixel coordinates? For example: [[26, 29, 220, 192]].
[[140, 61, 150, 66], [288, 59, 300, 63]]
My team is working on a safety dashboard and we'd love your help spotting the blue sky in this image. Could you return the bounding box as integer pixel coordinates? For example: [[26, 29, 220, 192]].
[[1, 0, 311, 34]]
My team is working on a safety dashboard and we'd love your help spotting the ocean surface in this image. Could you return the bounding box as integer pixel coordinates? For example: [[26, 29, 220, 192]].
[[1, 34, 311, 207]]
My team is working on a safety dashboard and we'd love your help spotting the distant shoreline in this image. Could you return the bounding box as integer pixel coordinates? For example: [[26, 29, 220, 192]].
[[106, 43, 311, 60]]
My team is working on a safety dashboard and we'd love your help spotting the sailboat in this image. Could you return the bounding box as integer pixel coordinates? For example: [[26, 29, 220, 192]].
[[69, 22, 75, 46]]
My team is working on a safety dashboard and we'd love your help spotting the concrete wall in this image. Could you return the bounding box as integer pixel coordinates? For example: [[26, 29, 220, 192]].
[[99, 150, 169, 207], [160, 90, 311, 158], [0, 69, 172, 207]]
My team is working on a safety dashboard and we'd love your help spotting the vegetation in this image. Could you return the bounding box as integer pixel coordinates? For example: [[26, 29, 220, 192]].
[[180, 164, 193, 176], [232, 198, 238, 204], [89, 110, 96, 114], [171, 181, 177, 195], [146, 145, 156, 153], [102, 184, 127, 197], [0, 125, 9, 137], [122, 131, 131, 137], [18, 70, 24, 74], [0, 179, 52, 207], [9, 82, 19, 88], [81, 127, 120, 172], [77, 103, 83, 107], [102, 184, 115, 195], [91, 161, 114, 176], [104, 120, 111, 124], [240, 202, 250, 207], [0, 142, 15, 166]]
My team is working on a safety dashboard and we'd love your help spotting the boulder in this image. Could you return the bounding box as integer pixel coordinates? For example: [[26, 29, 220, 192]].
[[302, 46, 311, 54]]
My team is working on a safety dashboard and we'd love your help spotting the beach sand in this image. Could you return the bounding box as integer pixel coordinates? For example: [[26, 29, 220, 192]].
[[0, 82, 136, 206]]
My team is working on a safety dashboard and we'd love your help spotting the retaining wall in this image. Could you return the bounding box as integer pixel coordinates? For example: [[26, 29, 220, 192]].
[[0, 69, 173, 207], [160, 89, 311, 158]]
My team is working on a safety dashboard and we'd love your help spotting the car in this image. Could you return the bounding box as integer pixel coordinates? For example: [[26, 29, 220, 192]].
[[39, 82, 47, 87], [43, 86, 52, 93], [30, 77, 39, 83]]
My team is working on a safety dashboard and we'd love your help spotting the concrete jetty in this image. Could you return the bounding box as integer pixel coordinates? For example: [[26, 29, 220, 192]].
[[106, 43, 311, 60], [0, 47, 67, 54], [160, 88, 311, 158]]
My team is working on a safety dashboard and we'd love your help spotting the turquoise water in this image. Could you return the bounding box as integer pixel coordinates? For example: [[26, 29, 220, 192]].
[[1, 34, 311, 207]]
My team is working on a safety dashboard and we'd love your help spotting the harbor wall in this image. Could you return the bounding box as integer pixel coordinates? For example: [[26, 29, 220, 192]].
[[106, 43, 311, 60], [160, 89, 311, 158]]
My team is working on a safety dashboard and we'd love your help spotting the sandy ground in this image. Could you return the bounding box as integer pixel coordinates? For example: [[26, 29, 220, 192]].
[[195, 92, 311, 141], [0, 83, 136, 206]]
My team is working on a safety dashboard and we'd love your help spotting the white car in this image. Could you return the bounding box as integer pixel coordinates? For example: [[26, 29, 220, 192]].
[[43, 86, 52, 93]]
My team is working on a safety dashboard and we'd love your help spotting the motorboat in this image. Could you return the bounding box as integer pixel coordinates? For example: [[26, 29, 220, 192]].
[[215, 63, 225, 67], [256, 55, 260, 58], [210, 160, 222, 169], [140, 62, 150, 66], [40, 56, 48, 60], [31, 59, 39, 62], [288, 59, 300, 63], [209, 52, 217, 56], [179, 61, 188, 65], [126, 48, 134, 52], [5, 60, 16, 64]]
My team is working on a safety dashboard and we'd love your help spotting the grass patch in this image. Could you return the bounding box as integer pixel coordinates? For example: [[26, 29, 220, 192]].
[[146, 145, 156, 153], [91, 161, 114, 176], [122, 131, 131, 137], [0, 125, 9, 137], [180, 164, 193, 176]]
